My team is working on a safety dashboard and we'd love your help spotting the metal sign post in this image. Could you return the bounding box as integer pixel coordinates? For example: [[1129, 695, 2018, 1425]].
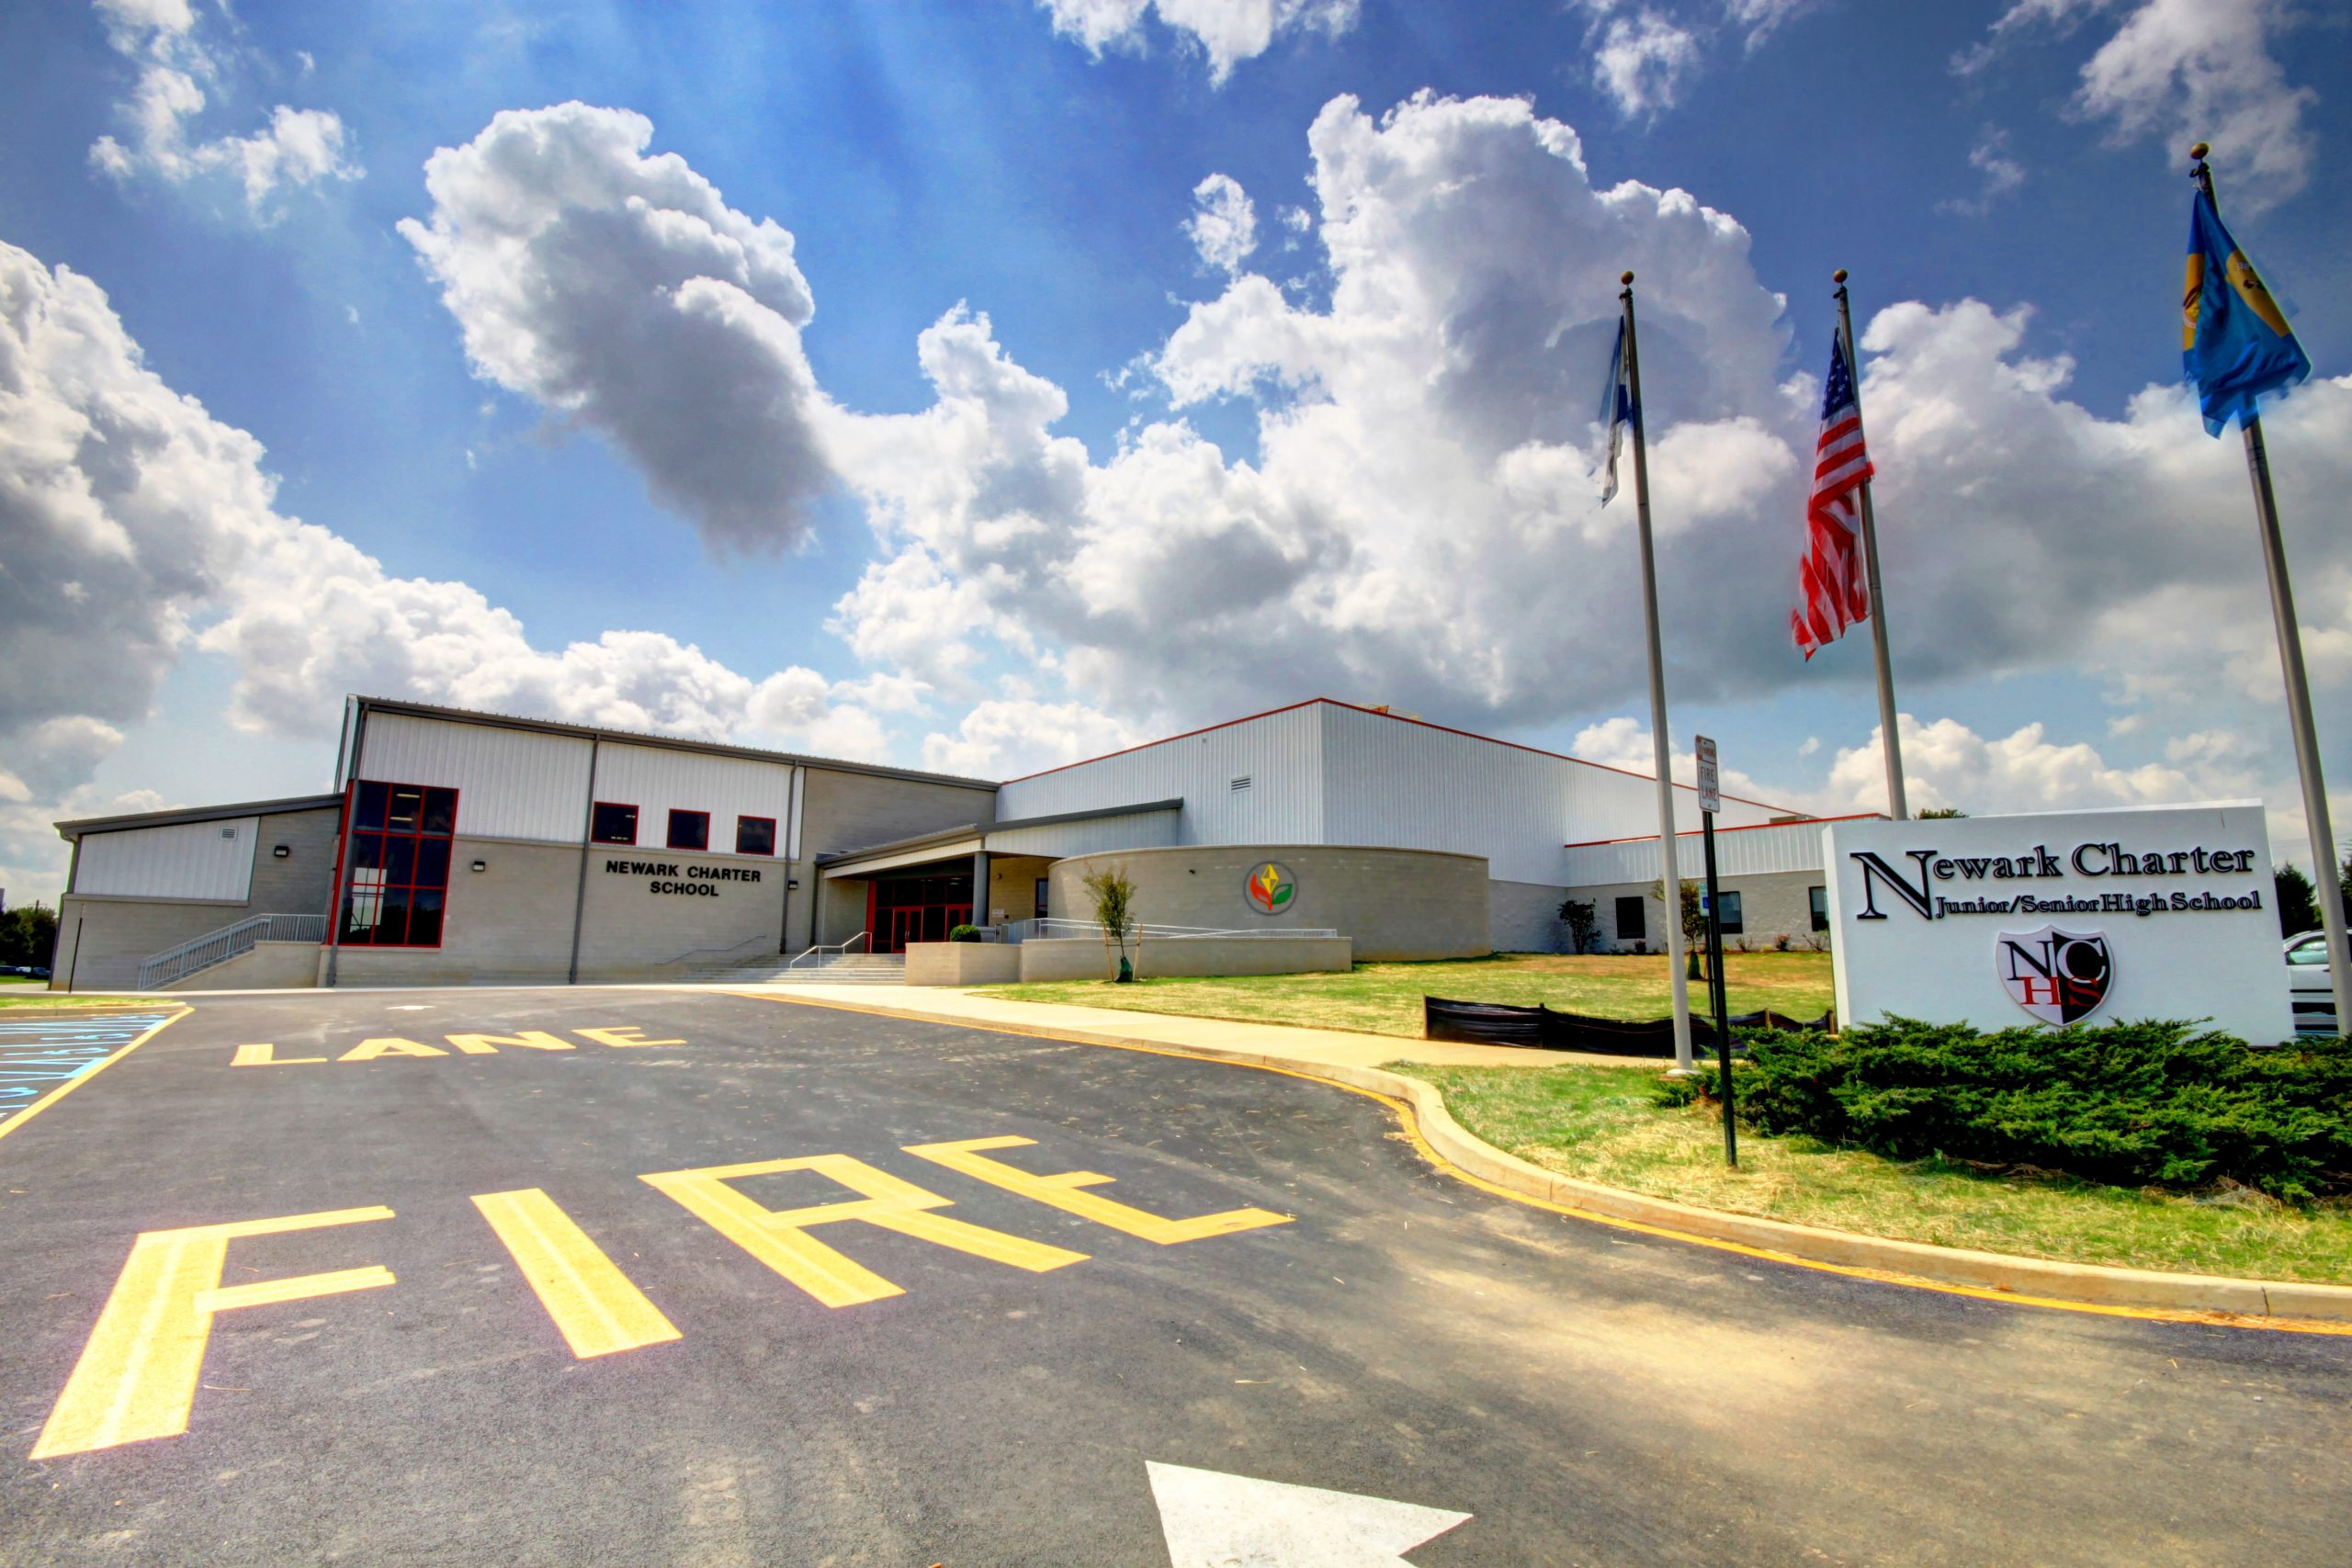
[[1695, 737, 1736, 1167]]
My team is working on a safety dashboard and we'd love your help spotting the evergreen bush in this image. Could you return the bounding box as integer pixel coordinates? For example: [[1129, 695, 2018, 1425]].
[[1706, 1019, 2352, 1202]]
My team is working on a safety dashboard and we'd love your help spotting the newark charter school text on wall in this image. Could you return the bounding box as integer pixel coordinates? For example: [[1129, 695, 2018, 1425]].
[[605, 860, 767, 898]]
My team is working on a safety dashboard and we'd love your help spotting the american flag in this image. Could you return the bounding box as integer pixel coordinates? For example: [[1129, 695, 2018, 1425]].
[[1792, 333, 1873, 659]]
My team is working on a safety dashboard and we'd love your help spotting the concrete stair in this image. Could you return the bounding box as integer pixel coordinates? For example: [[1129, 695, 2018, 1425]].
[[684, 953, 906, 985]]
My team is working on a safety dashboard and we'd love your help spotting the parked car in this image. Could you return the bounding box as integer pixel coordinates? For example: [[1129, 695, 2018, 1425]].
[[2285, 931, 2344, 1036]]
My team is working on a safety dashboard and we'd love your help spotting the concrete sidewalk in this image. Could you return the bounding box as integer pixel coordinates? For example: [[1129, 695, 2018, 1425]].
[[727, 982, 1652, 1072]]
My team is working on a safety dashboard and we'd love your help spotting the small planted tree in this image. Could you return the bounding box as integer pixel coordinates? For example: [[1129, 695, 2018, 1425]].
[[1081, 863, 1139, 982], [1648, 877, 1707, 980], [1556, 897, 1600, 954]]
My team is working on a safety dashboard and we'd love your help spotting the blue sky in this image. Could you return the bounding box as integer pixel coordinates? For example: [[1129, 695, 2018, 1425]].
[[3, 0, 2348, 905]]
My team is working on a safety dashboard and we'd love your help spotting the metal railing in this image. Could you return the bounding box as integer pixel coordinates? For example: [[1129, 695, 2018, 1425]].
[[666, 933, 779, 971], [987, 919, 1339, 944], [784, 931, 876, 971], [137, 913, 327, 991]]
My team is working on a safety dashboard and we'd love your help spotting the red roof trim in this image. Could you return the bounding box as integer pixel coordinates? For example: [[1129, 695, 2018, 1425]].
[[1001, 696, 1796, 813], [1562, 811, 1883, 849]]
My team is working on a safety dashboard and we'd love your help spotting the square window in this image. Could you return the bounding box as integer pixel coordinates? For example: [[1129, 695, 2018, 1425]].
[[667, 809, 710, 852], [1614, 895, 1645, 942], [422, 787, 458, 835], [735, 816, 775, 856], [415, 838, 452, 888], [386, 785, 424, 833], [592, 803, 639, 845], [350, 832, 387, 872], [407, 889, 446, 947], [353, 780, 389, 832], [1809, 886, 1829, 932]]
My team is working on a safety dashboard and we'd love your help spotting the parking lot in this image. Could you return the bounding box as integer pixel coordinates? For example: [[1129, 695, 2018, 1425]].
[[3, 988, 2348, 1565]]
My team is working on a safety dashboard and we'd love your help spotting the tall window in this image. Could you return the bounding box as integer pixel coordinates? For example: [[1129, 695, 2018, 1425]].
[[592, 803, 638, 845], [1614, 895, 1645, 942], [342, 782, 456, 948], [667, 810, 710, 852], [735, 816, 775, 856], [1809, 886, 1829, 931], [1713, 890, 1744, 935]]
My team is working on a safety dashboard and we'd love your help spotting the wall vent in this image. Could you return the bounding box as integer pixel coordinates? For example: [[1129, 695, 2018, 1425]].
[[1229, 775, 1252, 792]]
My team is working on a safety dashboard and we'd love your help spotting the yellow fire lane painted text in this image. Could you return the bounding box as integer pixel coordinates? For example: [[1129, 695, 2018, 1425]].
[[32, 1140, 1279, 1459], [902, 1135, 1292, 1245], [230, 1026, 684, 1066], [640, 1153, 1089, 1307], [471, 1188, 682, 1358], [32, 1207, 395, 1461]]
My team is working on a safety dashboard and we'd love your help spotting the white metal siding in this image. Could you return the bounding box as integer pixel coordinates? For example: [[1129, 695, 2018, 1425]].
[[986, 811, 1181, 858], [995, 706, 1325, 846], [593, 743, 795, 854], [359, 713, 593, 843], [1561, 819, 1834, 886], [74, 818, 258, 901], [1320, 705, 1594, 882]]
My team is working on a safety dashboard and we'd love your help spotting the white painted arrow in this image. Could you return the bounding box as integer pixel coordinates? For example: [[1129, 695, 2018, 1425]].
[[1148, 1461, 1472, 1567]]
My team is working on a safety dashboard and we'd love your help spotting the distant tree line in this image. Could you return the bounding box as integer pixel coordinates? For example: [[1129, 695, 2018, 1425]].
[[0, 901, 59, 969], [2276, 851, 2352, 938]]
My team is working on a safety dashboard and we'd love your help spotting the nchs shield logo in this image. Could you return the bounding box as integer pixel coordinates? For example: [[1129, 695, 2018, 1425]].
[[1995, 926, 2113, 1025]]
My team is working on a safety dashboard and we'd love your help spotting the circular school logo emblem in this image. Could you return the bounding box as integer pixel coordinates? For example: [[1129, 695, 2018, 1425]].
[[1995, 925, 2113, 1025], [1243, 862, 1295, 916]]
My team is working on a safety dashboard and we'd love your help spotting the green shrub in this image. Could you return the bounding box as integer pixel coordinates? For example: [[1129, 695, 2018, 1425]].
[[1729, 1019, 2352, 1202], [946, 924, 984, 943]]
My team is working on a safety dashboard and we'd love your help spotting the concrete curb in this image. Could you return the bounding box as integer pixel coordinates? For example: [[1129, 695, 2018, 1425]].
[[745, 990, 2352, 1327]]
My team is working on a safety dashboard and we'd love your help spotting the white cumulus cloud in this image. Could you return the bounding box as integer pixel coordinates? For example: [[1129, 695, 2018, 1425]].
[[1184, 174, 1259, 277], [0, 240, 892, 907], [1961, 0, 2318, 205], [1036, 0, 1359, 82], [85, 0, 359, 214], [398, 104, 835, 554]]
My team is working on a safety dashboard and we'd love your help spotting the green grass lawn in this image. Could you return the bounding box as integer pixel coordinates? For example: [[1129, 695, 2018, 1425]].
[[978, 951, 1834, 1039], [1393, 1060, 2352, 1284], [0, 977, 149, 1011]]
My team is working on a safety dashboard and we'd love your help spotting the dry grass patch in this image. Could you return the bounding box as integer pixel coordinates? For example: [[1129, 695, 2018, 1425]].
[[980, 951, 1832, 1039], [1395, 1061, 2352, 1285]]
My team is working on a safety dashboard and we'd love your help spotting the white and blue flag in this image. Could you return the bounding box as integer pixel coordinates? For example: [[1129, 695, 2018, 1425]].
[[1596, 317, 1639, 506]]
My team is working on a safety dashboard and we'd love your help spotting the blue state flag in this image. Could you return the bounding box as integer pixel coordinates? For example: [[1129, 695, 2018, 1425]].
[[1595, 318, 1639, 505], [2184, 187, 2310, 436]]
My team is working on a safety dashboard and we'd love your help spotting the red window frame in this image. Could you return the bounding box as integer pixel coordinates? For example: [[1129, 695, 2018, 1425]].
[[591, 801, 639, 846], [735, 815, 776, 856], [339, 780, 458, 950], [667, 809, 710, 852]]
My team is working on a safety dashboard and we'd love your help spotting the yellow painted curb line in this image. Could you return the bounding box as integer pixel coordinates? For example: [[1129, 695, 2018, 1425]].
[[731, 989, 2352, 1336], [0, 1007, 191, 1147]]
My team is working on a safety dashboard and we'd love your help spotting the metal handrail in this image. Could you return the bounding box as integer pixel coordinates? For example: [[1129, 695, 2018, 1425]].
[[137, 912, 328, 990], [785, 931, 874, 970], [664, 933, 776, 969], [991, 919, 1339, 944]]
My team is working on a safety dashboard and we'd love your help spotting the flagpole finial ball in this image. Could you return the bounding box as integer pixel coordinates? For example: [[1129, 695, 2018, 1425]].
[[1620, 270, 1634, 285], [1833, 268, 1849, 284], [2189, 141, 2209, 161]]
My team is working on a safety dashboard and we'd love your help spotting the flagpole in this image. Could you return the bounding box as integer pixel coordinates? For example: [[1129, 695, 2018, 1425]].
[[2192, 143, 2351, 1037], [1621, 271, 1696, 1070], [1834, 269, 1908, 821]]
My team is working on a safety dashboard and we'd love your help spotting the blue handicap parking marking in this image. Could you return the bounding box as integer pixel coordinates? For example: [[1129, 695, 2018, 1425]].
[[0, 1014, 174, 1104]]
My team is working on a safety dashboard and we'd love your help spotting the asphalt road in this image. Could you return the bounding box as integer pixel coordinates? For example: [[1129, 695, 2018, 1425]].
[[2, 989, 2347, 1566]]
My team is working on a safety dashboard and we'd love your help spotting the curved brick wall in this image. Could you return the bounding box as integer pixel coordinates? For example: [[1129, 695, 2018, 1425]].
[[1047, 844, 1491, 962]]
